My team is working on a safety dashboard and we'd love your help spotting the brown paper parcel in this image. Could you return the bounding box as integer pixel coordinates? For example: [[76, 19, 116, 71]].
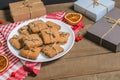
[[9, 0, 46, 22], [86, 7, 120, 52]]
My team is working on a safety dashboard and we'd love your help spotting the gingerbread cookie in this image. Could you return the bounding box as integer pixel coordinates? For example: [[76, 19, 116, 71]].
[[41, 29, 60, 44], [23, 34, 43, 48], [28, 20, 48, 33], [20, 47, 42, 60], [42, 44, 64, 57], [9, 34, 25, 49], [58, 32, 70, 44], [46, 21, 61, 31]]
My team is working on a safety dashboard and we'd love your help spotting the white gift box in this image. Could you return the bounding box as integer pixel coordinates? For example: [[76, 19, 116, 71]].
[[74, 0, 115, 22]]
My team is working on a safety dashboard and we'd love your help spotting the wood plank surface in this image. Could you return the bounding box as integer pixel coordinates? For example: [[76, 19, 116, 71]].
[[57, 71, 120, 80], [23, 1, 120, 80], [25, 1, 120, 80], [0, 0, 120, 80], [26, 53, 120, 80]]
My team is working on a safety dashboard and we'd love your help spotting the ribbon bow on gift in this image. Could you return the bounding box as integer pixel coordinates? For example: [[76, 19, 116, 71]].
[[23, 0, 32, 7], [93, 0, 99, 7], [23, 0, 33, 19], [45, 29, 55, 43], [86, 0, 108, 13], [24, 35, 39, 48], [17, 0, 41, 19], [104, 16, 120, 24], [100, 16, 120, 45]]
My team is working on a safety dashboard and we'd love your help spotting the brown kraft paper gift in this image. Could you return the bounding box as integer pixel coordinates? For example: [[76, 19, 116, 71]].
[[86, 7, 120, 52], [9, 0, 46, 22]]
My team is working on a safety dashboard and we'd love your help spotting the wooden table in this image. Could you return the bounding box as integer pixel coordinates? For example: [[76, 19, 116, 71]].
[[1, 0, 120, 80]]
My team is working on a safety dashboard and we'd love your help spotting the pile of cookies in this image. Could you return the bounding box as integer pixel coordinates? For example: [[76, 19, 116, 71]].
[[9, 20, 70, 60]]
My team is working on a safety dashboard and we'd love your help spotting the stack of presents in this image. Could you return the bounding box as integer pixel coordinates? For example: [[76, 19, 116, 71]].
[[8, 0, 120, 52], [74, 0, 120, 52]]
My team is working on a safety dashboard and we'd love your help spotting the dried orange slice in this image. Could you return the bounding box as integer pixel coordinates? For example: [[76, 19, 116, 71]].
[[0, 41, 2, 48], [0, 55, 9, 73], [64, 13, 83, 25]]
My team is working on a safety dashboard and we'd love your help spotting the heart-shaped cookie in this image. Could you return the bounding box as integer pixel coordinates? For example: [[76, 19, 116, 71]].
[[64, 13, 83, 25]]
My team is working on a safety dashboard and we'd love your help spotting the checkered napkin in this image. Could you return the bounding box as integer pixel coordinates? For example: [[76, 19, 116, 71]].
[[0, 21, 42, 80], [0, 11, 84, 80]]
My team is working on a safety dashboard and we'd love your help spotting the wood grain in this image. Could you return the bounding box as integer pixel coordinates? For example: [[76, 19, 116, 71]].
[[26, 1, 120, 80]]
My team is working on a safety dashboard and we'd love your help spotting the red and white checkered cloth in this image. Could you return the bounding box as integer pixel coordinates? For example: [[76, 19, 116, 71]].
[[0, 21, 42, 80], [0, 12, 84, 80]]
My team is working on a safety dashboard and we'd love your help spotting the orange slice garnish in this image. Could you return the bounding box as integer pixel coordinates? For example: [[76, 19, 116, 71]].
[[64, 13, 83, 25], [0, 55, 9, 73], [0, 41, 2, 48]]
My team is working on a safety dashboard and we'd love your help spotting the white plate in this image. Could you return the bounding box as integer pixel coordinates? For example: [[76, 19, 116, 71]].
[[7, 17, 75, 62]]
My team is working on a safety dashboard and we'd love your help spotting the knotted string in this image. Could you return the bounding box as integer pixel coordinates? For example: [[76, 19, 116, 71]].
[[23, 0, 32, 19], [12, 35, 19, 47], [24, 35, 39, 47], [45, 29, 55, 43], [93, 0, 99, 7], [16, 0, 41, 19], [12, 35, 19, 39], [19, 26, 29, 35], [100, 16, 120, 45], [26, 47, 35, 59], [24, 34, 38, 59], [86, 0, 108, 13], [52, 43, 59, 53], [47, 43, 59, 54], [32, 21, 42, 32]]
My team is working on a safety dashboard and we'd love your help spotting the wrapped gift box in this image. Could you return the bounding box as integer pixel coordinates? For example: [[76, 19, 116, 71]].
[[74, 0, 115, 22], [9, 0, 46, 22], [0, 0, 76, 10], [86, 7, 120, 52]]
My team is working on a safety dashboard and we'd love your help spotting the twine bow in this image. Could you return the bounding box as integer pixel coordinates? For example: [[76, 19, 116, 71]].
[[24, 35, 39, 47], [25, 36, 38, 41], [27, 47, 36, 59], [20, 27, 27, 31], [24, 35, 38, 59], [17, 0, 41, 19], [100, 16, 120, 45], [93, 0, 99, 7], [32, 22, 42, 32], [51, 43, 59, 53], [86, 0, 108, 13], [104, 16, 120, 24], [23, 0, 32, 19], [45, 29, 55, 43], [46, 43, 58, 54], [13, 35, 19, 39]]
